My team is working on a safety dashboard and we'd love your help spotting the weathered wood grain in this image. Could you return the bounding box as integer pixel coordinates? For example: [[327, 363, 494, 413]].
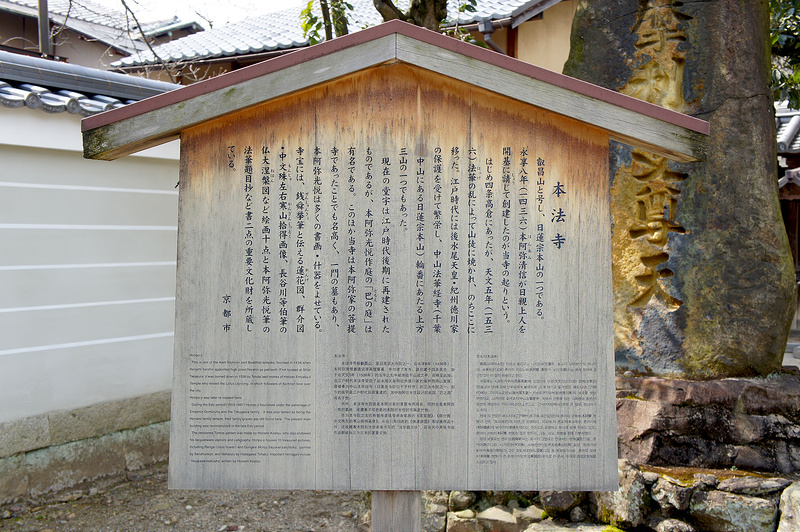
[[168, 64, 618, 491], [372, 491, 422, 532]]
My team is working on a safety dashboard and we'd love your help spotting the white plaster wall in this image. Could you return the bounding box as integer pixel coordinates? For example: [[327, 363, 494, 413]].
[[0, 107, 179, 424]]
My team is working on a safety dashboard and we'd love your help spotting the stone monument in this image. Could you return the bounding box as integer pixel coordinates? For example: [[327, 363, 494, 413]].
[[564, 0, 796, 379]]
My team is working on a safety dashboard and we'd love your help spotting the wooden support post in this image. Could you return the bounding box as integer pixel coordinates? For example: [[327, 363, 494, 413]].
[[371, 491, 421, 532]]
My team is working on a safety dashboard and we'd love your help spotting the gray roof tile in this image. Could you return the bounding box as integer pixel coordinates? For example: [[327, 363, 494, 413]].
[[0, 50, 178, 116], [114, 0, 539, 67], [0, 79, 125, 115]]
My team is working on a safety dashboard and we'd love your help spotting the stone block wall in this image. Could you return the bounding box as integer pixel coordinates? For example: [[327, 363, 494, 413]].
[[615, 374, 800, 473], [423, 461, 799, 532], [0, 392, 170, 503]]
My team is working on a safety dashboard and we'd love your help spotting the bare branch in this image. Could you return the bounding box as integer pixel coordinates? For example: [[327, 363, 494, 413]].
[[194, 10, 214, 29], [49, 0, 73, 46], [119, 0, 178, 84], [2, 36, 39, 51]]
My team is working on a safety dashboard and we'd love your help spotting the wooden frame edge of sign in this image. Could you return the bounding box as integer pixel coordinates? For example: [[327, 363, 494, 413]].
[[81, 20, 709, 163]]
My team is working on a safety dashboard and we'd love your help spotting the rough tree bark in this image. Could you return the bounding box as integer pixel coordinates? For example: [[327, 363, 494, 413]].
[[373, 0, 448, 31]]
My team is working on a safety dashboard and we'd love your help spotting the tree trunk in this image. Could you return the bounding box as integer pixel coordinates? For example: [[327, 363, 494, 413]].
[[319, 0, 333, 41], [406, 0, 447, 30], [330, 0, 349, 37]]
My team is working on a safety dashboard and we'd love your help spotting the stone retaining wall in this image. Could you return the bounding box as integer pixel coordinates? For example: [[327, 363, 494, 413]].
[[0, 392, 170, 503], [615, 374, 800, 472], [423, 460, 800, 532]]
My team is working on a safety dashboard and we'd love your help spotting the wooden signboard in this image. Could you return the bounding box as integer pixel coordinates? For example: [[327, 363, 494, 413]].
[[82, 21, 708, 493], [173, 64, 613, 490]]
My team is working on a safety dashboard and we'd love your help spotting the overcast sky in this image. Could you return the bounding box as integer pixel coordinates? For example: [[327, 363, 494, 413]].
[[92, 0, 305, 28]]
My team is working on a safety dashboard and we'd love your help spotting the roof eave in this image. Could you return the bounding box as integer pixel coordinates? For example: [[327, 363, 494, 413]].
[[143, 20, 202, 38], [0, 50, 179, 100], [49, 15, 148, 54], [113, 47, 302, 70]]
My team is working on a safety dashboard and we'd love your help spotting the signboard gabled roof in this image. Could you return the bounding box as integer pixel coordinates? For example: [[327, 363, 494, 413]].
[[82, 20, 709, 162]]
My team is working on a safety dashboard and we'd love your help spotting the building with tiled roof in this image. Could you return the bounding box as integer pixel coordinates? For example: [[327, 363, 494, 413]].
[[0, 47, 181, 501], [0, 0, 201, 69], [0, 49, 177, 115], [113, 0, 578, 83]]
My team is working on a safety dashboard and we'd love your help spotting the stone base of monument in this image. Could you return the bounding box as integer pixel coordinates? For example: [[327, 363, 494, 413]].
[[616, 373, 800, 473]]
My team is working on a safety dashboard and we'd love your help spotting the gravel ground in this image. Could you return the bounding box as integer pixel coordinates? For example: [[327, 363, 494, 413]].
[[1, 463, 372, 532]]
